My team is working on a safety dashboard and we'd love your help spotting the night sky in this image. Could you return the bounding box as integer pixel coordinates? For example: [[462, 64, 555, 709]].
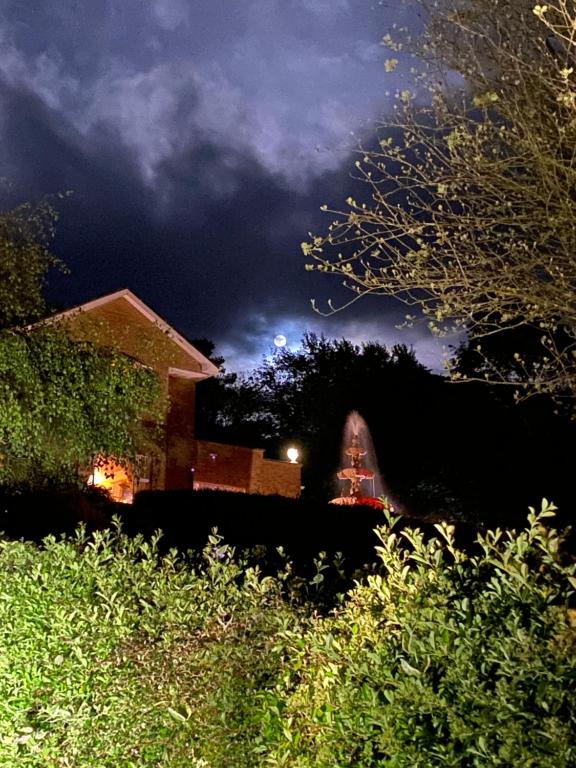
[[0, 0, 443, 373]]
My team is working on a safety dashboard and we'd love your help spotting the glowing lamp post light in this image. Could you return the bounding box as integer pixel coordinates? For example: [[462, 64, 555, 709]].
[[286, 446, 299, 464]]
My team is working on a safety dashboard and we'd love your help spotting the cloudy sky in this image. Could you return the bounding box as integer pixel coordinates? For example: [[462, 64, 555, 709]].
[[0, 0, 446, 372]]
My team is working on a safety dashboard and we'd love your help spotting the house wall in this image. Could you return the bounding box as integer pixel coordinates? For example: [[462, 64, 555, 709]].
[[165, 375, 197, 490], [252, 458, 302, 498], [192, 439, 301, 498], [59, 295, 208, 493], [192, 439, 259, 493], [62, 297, 204, 379], [58, 294, 300, 499]]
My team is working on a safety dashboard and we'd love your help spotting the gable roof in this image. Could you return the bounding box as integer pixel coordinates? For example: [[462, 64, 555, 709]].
[[51, 288, 220, 377]]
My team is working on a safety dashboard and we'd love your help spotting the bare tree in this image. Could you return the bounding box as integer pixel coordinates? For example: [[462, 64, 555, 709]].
[[304, 1, 576, 402]]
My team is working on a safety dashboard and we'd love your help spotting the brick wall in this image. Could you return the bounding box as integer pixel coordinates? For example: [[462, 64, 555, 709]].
[[58, 294, 301, 500], [192, 439, 258, 493], [252, 458, 301, 498], [165, 375, 197, 489], [62, 295, 204, 492], [192, 440, 301, 498], [63, 296, 205, 379]]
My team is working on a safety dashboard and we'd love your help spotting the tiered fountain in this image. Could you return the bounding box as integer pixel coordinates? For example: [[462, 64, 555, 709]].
[[330, 411, 389, 510]]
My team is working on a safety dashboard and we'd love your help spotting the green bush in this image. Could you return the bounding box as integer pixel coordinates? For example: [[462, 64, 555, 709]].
[[0, 502, 574, 767], [0, 524, 302, 767], [263, 501, 576, 767]]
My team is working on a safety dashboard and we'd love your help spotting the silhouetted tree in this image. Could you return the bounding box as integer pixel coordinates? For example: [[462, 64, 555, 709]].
[[192, 338, 278, 447], [194, 334, 428, 500], [0, 198, 64, 329], [195, 333, 576, 524], [305, 0, 576, 404]]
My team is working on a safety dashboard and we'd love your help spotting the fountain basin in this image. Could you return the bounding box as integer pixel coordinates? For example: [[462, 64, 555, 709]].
[[330, 495, 385, 509]]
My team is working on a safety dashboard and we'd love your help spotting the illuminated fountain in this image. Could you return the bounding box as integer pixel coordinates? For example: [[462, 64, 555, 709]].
[[331, 411, 390, 510]]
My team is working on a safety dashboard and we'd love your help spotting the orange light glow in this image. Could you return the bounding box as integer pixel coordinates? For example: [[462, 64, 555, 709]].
[[89, 459, 134, 504]]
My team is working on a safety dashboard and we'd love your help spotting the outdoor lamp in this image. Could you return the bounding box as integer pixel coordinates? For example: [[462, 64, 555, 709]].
[[287, 447, 299, 463]]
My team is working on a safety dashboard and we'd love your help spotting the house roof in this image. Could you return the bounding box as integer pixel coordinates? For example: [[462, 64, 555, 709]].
[[50, 288, 220, 378]]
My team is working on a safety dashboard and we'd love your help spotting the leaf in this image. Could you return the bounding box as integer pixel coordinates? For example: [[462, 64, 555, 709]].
[[399, 657, 420, 676]]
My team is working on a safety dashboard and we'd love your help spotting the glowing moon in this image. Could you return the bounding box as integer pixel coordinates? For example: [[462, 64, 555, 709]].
[[274, 334, 287, 347]]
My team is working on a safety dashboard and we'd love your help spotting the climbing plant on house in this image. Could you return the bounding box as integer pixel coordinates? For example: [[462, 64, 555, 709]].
[[0, 198, 165, 488]]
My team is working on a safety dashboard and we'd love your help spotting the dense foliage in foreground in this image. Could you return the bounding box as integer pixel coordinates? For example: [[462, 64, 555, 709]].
[[1, 502, 575, 767]]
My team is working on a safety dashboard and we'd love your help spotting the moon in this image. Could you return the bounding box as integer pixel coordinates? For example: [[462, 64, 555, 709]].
[[274, 334, 287, 348]]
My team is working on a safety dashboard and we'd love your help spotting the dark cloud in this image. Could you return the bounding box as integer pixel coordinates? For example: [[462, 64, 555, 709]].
[[0, 0, 442, 372]]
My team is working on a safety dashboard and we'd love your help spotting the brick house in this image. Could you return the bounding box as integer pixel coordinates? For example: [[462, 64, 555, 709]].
[[53, 289, 301, 502]]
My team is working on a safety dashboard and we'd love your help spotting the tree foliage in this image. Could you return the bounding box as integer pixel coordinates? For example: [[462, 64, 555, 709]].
[[0, 326, 163, 487], [198, 335, 471, 513], [197, 333, 433, 502], [0, 199, 64, 329], [304, 0, 576, 403], [197, 333, 576, 522], [0, 199, 165, 488]]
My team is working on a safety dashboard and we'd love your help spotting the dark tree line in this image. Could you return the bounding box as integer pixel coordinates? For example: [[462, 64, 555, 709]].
[[195, 333, 576, 525]]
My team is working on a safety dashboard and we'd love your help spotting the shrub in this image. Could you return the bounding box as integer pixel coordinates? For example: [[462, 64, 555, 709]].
[[262, 501, 576, 766], [0, 502, 574, 766], [0, 524, 304, 767]]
